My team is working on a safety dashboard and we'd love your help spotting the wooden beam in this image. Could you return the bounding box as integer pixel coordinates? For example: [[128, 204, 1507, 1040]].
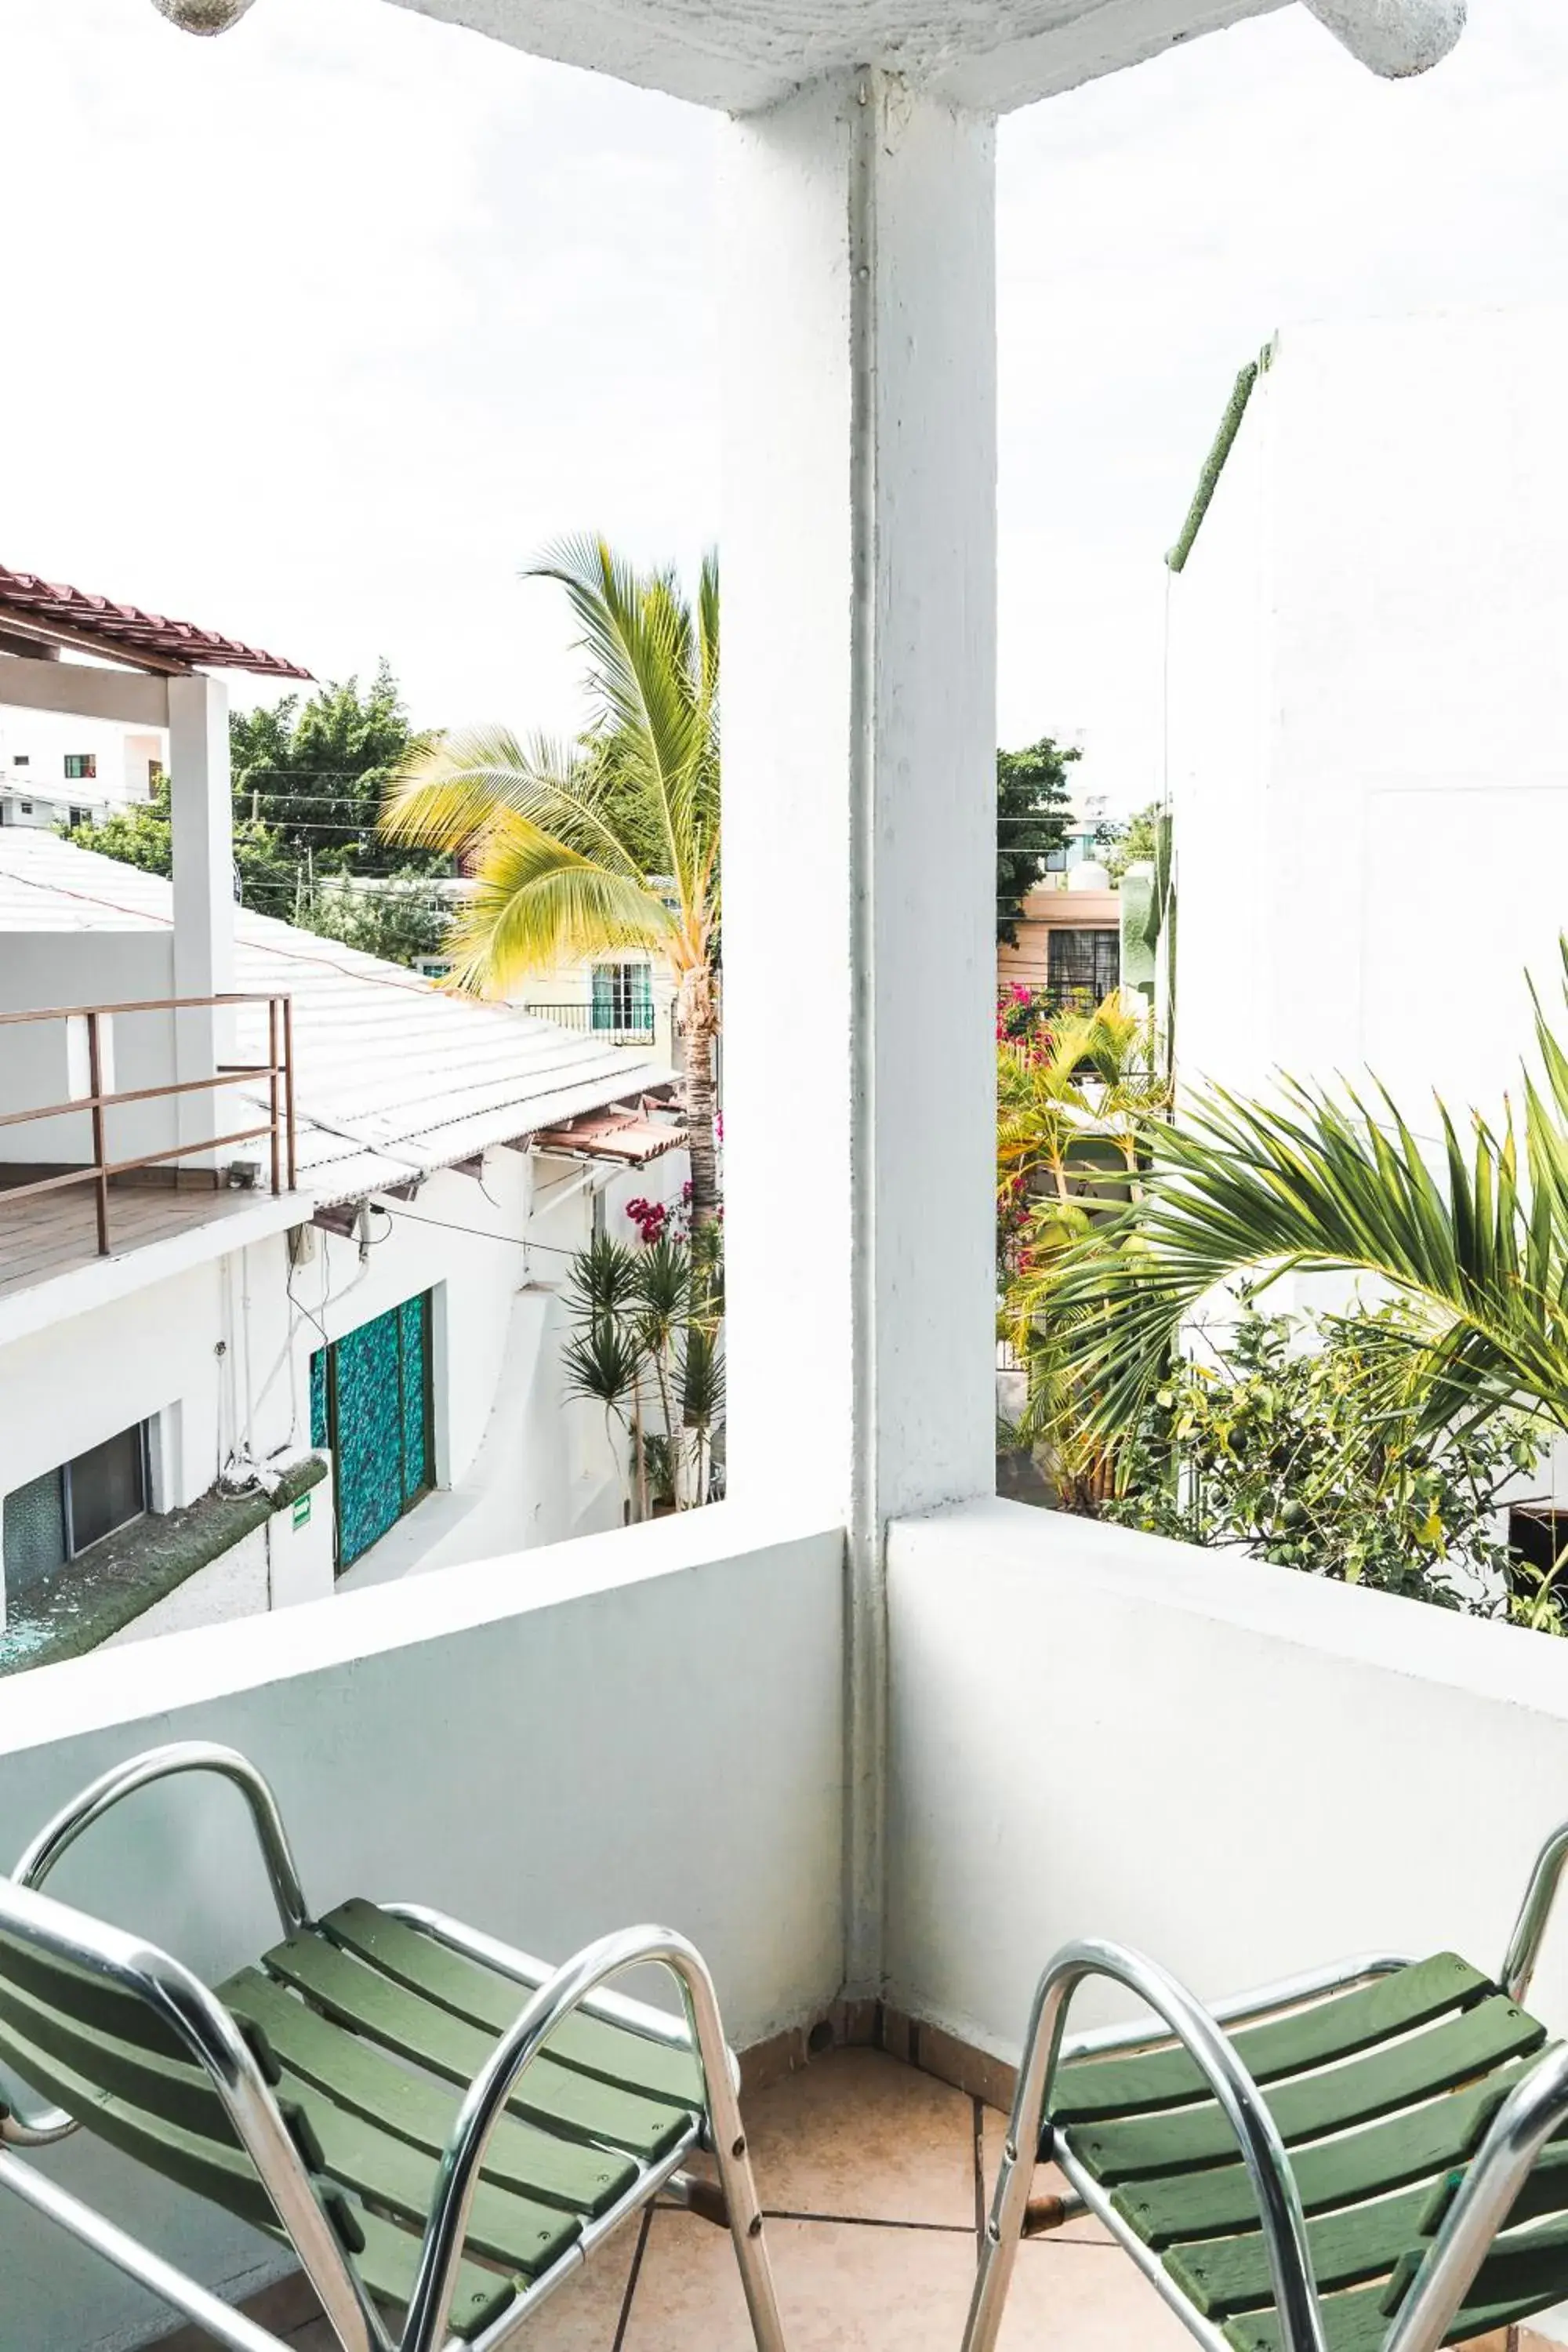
[[0, 601, 193, 677], [0, 655, 170, 728]]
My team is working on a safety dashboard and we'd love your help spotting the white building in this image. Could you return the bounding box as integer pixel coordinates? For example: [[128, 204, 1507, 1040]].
[[0, 562, 181, 829], [1169, 305, 1568, 1120], [0, 590, 690, 1667]]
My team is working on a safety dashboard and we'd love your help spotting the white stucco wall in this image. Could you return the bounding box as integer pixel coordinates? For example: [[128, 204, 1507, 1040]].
[[0, 1508, 844, 2352], [2, 1137, 692, 1639], [1173, 305, 1568, 1123], [887, 1497, 1568, 2059], [0, 711, 165, 813], [0, 932, 177, 1168]]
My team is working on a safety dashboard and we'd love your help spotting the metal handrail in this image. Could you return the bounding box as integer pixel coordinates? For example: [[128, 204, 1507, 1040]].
[[521, 1001, 658, 1044], [0, 991, 296, 1251], [400, 1923, 784, 2352], [962, 1937, 1327, 2352]]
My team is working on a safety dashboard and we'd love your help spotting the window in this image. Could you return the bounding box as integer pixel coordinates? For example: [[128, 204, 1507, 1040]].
[[64, 753, 97, 781], [3, 1425, 150, 1608], [1047, 927, 1120, 1003], [310, 1293, 434, 1570], [12, 753, 28, 767], [148, 758, 165, 789], [591, 962, 655, 1035], [18, 801, 32, 815], [68, 807, 92, 829]]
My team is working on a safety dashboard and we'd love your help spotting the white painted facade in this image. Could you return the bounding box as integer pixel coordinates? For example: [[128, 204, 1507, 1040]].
[[0, 706, 165, 826], [0, 1134, 691, 1642], [1171, 305, 1568, 1123], [506, 944, 682, 1065]]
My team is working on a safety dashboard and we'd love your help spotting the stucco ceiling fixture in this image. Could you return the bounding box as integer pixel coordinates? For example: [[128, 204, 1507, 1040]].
[[1299, 0, 1465, 77], [151, 0, 257, 31]]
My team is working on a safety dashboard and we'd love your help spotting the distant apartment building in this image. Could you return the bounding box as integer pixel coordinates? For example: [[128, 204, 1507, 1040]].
[[0, 708, 166, 829]]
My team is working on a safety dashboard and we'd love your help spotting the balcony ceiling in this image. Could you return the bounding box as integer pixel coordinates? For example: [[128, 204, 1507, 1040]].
[[382, 0, 1292, 114]]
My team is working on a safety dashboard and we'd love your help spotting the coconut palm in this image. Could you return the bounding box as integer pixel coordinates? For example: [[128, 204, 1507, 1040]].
[[1039, 964, 1568, 1455], [381, 535, 722, 1223]]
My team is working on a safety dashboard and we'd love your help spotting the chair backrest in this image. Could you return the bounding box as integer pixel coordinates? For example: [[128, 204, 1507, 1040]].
[[0, 1881, 362, 2258]]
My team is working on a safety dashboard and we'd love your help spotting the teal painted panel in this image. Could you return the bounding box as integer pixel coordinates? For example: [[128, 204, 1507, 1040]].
[[309, 1349, 328, 1450], [335, 1311, 405, 1566], [399, 1295, 430, 1502]]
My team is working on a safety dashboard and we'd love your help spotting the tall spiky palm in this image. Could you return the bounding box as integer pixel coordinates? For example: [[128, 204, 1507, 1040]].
[[381, 536, 722, 1222], [1040, 964, 1568, 1455]]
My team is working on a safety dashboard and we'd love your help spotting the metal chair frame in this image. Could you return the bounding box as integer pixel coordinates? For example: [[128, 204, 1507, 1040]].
[[962, 1820, 1568, 2352], [0, 1743, 787, 2352]]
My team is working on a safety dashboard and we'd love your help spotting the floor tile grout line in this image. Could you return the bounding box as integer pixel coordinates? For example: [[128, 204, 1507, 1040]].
[[609, 2205, 655, 2352], [761, 2208, 978, 2233]]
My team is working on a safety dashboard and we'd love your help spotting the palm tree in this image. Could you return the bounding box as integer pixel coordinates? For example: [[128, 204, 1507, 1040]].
[[1040, 965, 1568, 1454], [381, 536, 722, 1223]]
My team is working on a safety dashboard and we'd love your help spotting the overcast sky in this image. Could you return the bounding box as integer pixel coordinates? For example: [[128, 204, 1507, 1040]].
[[2, 0, 1566, 814]]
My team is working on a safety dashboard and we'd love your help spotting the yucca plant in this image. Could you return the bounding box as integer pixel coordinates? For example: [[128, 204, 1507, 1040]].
[[382, 535, 722, 1221], [1037, 959, 1568, 1458]]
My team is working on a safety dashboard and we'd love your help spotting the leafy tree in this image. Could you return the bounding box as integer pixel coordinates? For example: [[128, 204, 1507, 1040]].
[[61, 776, 294, 906], [996, 736, 1076, 946], [1097, 798, 1163, 883], [304, 880, 454, 965], [1102, 1303, 1544, 1621], [1033, 947, 1568, 1639], [383, 536, 724, 1224], [230, 662, 445, 884]]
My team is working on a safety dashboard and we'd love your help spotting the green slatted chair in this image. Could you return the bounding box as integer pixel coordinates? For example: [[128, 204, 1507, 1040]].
[[0, 1744, 786, 2352], [962, 1831, 1568, 2352]]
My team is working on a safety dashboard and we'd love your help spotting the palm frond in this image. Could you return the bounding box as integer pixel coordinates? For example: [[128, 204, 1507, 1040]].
[[380, 728, 646, 878]]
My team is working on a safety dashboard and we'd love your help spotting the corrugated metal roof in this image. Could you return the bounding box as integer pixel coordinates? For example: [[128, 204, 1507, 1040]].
[[0, 562, 311, 677], [0, 831, 678, 1205]]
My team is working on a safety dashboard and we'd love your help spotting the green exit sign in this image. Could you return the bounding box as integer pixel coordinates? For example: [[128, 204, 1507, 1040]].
[[292, 1494, 312, 1531]]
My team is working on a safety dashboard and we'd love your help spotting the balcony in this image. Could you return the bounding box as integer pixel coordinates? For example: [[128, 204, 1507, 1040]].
[[521, 1004, 659, 1050], [5, 1497, 1568, 2352], [0, 993, 299, 1323]]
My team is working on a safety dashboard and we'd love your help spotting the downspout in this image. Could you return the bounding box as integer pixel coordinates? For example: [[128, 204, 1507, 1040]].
[[1298, 0, 1465, 78]]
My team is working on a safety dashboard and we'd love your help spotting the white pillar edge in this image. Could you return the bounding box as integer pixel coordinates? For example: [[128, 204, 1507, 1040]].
[[167, 673, 237, 1167], [720, 74, 998, 1998]]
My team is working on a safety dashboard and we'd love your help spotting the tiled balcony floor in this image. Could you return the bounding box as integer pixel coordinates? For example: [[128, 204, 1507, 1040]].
[[156, 2046, 1538, 2352]]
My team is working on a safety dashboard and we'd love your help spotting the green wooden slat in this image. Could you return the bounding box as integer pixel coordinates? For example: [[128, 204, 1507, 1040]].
[[274, 2058, 579, 2277], [261, 1930, 695, 2161], [0, 1928, 194, 2063], [0, 1975, 247, 2143], [321, 1902, 702, 2107], [1225, 2266, 1568, 2352], [0, 2003, 321, 2241], [1167, 2185, 1432, 2318], [353, 2212, 519, 2345], [223, 1968, 633, 2217], [0, 1988, 528, 2333], [1068, 1998, 1547, 2184], [1056, 1958, 1488, 2125], [1112, 2058, 1544, 2248]]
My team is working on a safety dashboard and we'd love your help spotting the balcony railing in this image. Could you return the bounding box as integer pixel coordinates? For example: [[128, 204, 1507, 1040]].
[[523, 1000, 659, 1047], [0, 993, 296, 1258]]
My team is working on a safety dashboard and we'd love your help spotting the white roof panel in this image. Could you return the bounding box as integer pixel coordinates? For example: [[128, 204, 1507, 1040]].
[[0, 830, 677, 1206]]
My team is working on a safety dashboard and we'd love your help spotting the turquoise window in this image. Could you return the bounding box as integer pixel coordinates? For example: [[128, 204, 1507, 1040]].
[[591, 962, 654, 1033]]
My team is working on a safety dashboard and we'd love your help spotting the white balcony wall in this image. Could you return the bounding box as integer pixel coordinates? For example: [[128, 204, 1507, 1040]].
[[0, 933, 176, 1169], [1174, 306, 1568, 1123], [0, 1510, 845, 2352], [887, 1497, 1568, 2060]]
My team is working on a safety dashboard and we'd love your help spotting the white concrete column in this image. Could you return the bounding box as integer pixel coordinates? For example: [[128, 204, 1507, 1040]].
[[167, 673, 236, 1168], [720, 74, 997, 1991]]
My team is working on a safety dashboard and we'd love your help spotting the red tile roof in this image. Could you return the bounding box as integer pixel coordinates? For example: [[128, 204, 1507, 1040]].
[[0, 564, 310, 678]]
